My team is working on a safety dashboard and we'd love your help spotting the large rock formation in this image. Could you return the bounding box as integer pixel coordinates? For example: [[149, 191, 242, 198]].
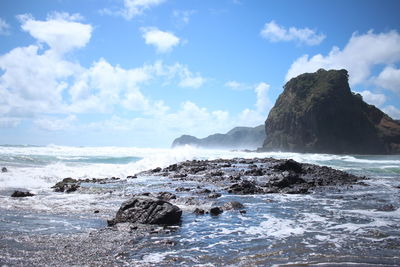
[[262, 69, 400, 154], [108, 196, 182, 226], [172, 125, 265, 149]]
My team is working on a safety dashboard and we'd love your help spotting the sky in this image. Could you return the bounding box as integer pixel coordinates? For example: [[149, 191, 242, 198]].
[[0, 0, 400, 147]]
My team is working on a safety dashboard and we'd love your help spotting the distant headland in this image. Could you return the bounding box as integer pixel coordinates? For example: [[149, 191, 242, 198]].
[[172, 69, 400, 154]]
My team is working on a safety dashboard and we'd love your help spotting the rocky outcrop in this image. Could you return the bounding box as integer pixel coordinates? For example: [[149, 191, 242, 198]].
[[262, 69, 400, 154], [172, 125, 265, 150], [107, 196, 182, 226], [139, 157, 364, 195]]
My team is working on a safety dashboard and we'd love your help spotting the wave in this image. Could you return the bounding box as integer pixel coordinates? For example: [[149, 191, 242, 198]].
[[1, 144, 399, 190]]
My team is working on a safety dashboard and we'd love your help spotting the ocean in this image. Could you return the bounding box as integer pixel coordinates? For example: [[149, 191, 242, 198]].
[[0, 145, 399, 266]]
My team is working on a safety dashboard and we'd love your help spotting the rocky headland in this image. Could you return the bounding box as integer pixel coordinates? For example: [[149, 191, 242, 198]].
[[172, 125, 265, 150], [262, 69, 400, 154]]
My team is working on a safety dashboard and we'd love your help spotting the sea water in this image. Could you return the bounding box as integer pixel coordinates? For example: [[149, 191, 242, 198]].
[[0, 145, 399, 266]]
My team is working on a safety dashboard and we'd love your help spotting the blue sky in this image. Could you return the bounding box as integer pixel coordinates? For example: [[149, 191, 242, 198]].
[[0, 0, 400, 147]]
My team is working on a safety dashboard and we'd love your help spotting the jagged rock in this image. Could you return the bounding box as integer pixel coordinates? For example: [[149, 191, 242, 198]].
[[222, 201, 244, 210], [262, 69, 400, 154], [244, 168, 264, 176], [269, 173, 306, 188], [11, 191, 35, 197], [172, 125, 265, 150], [52, 178, 80, 193], [151, 167, 162, 173], [228, 180, 262, 195], [194, 208, 205, 215], [108, 196, 182, 226], [156, 192, 177, 201], [273, 159, 303, 173], [208, 192, 221, 198], [210, 207, 223, 216], [197, 188, 211, 194]]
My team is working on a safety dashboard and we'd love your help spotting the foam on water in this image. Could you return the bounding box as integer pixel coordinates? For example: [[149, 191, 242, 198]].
[[1, 145, 400, 265]]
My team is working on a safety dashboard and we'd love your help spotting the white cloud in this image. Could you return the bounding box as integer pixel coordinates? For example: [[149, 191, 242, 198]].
[[104, 0, 166, 20], [0, 14, 205, 124], [0, 13, 91, 123], [374, 66, 400, 93], [78, 81, 272, 143], [383, 105, 400, 119], [238, 82, 272, 127], [47, 11, 84, 21], [224, 81, 250, 91], [69, 58, 152, 113], [255, 82, 270, 112], [260, 20, 325, 46], [0, 45, 82, 117], [173, 10, 196, 25], [0, 11, 272, 144], [17, 13, 92, 54], [142, 27, 180, 53], [357, 90, 386, 107], [160, 62, 205, 88], [286, 30, 400, 85], [0, 18, 10, 35], [178, 74, 204, 88]]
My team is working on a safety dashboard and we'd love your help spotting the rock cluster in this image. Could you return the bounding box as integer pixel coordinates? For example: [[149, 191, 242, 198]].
[[141, 157, 363, 195], [51, 157, 365, 232], [52, 177, 121, 193]]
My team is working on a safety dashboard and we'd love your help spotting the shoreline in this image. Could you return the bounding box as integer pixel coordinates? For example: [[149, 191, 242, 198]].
[[1, 156, 399, 266]]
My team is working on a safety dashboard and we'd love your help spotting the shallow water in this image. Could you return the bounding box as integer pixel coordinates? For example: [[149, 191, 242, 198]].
[[0, 145, 399, 266]]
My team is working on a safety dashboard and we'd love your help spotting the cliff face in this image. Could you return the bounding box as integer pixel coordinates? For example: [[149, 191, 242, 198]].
[[262, 69, 400, 154], [172, 125, 265, 150]]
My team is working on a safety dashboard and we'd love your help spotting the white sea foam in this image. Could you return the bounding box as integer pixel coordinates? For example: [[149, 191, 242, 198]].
[[141, 251, 176, 263]]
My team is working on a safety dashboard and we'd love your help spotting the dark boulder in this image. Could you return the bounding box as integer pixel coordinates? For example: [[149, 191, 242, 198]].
[[262, 69, 400, 154], [108, 196, 182, 226], [2, 167, 7, 173], [11, 191, 35, 197], [210, 207, 223, 216]]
